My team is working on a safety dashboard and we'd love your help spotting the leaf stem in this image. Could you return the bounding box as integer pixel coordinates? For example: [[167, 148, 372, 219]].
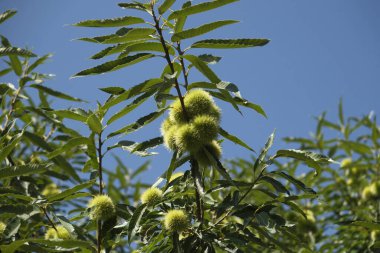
[[96, 131, 104, 253], [41, 206, 57, 232]]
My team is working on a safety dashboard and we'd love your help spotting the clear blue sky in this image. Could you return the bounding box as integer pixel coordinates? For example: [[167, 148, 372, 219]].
[[1, 1, 380, 183]]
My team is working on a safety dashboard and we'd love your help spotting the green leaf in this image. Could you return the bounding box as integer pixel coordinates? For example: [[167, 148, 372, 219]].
[[111, 140, 158, 157], [168, 0, 239, 20], [73, 16, 144, 27], [271, 171, 316, 194], [219, 127, 254, 152], [0, 132, 23, 162], [340, 140, 372, 154], [0, 239, 95, 253], [26, 54, 52, 74], [73, 53, 154, 77], [103, 78, 164, 110], [0, 10, 17, 24], [198, 54, 221, 64], [0, 163, 51, 179], [274, 149, 333, 176], [49, 109, 88, 122], [128, 203, 147, 244], [118, 2, 148, 11], [192, 38, 270, 49], [23, 131, 80, 182], [259, 176, 289, 195], [119, 42, 175, 57], [174, 1, 192, 33], [102, 28, 156, 44], [47, 180, 95, 202], [90, 43, 130, 60], [47, 137, 90, 159], [172, 20, 238, 42], [86, 114, 103, 134], [107, 108, 167, 138], [99, 86, 125, 95], [30, 84, 84, 102], [339, 221, 380, 231], [253, 131, 275, 172], [183, 54, 220, 83], [0, 47, 36, 57], [131, 137, 163, 154], [158, 0, 176, 14], [107, 90, 155, 125]]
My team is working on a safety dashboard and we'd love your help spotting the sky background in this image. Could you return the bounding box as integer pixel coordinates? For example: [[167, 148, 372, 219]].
[[1, 0, 379, 183]]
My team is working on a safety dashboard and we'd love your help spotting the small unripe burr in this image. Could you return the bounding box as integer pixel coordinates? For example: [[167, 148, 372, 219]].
[[194, 141, 222, 168], [192, 115, 219, 144], [164, 210, 188, 233], [184, 89, 220, 121], [42, 183, 61, 197], [175, 124, 202, 152], [88, 195, 116, 221], [0, 221, 6, 236], [140, 187, 163, 206], [163, 126, 178, 151], [44, 225, 71, 240]]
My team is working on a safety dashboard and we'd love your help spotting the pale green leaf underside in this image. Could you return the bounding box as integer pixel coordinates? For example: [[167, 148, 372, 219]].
[[73, 16, 144, 27], [172, 20, 238, 42], [168, 0, 239, 20]]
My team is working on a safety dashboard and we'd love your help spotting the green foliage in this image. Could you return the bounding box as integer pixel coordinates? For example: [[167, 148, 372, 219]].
[[0, 2, 342, 253]]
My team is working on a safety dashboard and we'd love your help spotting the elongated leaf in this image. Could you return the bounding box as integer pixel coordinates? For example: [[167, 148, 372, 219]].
[[118, 2, 148, 11], [131, 137, 163, 153], [111, 140, 158, 157], [26, 54, 52, 74], [172, 20, 238, 42], [0, 163, 51, 179], [128, 203, 147, 244], [74, 16, 144, 27], [0, 47, 36, 57], [168, 0, 239, 20], [274, 149, 333, 175], [103, 78, 164, 110], [99, 86, 125, 95], [73, 53, 154, 77], [271, 171, 316, 194], [253, 131, 275, 172], [0, 10, 17, 24], [47, 137, 89, 159], [174, 1, 192, 33], [23, 131, 80, 182], [119, 42, 175, 57], [219, 127, 254, 152], [86, 114, 103, 134], [340, 140, 372, 154], [102, 28, 156, 44], [0, 239, 95, 253], [183, 54, 220, 83], [90, 43, 130, 59], [192, 38, 270, 49], [49, 109, 88, 122], [0, 132, 23, 162], [159, 0, 176, 14], [107, 108, 167, 138], [107, 90, 154, 125], [198, 54, 221, 64], [259, 176, 289, 195], [339, 221, 380, 230], [30, 84, 84, 102], [47, 180, 95, 202]]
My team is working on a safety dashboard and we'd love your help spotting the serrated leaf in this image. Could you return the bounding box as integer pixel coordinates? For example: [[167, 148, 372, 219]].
[[86, 114, 103, 134], [103, 78, 164, 110], [0, 132, 23, 162], [219, 127, 254, 152], [174, 1, 192, 33], [99, 86, 125, 95], [47, 180, 95, 202], [118, 3, 148, 11], [107, 108, 167, 138], [128, 203, 147, 244], [159, 0, 176, 14], [183, 54, 220, 83], [73, 53, 154, 77], [111, 140, 158, 157], [119, 42, 175, 57], [107, 90, 155, 125], [73, 16, 144, 27], [0, 10, 17, 24], [102, 28, 156, 44], [198, 54, 221, 64], [47, 137, 90, 159], [259, 176, 289, 195], [0, 163, 51, 179], [26, 54, 52, 74], [0, 47, 36, 57], [131, 137, 163, 154], [0, 239, 95, 253], [192, 38, 270, 49], [172, 20, 238, 42], [30, 84, 84, 102], [168, 0, 239, 20], [271, 171, 316, 194], [49, 109, 88, 122], [274, 149, 333, 176], [253, 131, 275, 172], [23, 131, 80, 182]]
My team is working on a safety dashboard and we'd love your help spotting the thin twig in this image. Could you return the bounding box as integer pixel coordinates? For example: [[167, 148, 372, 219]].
[[96, 131, 104, 253], [41, 207, 57, 232]]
